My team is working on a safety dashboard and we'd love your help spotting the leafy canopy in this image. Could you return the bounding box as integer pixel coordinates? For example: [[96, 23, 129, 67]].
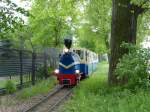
[[29, 0, 78, 47], [0, 0, 29, 38]]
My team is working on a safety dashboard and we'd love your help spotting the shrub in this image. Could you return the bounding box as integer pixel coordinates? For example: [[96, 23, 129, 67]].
[[17, 77, 56, 99], [115, 43, 150, 89], [48, 67, 54, 74], [36, 66, 54, 79], [36, 66, 45, 79], [5, 80, 16, 94]]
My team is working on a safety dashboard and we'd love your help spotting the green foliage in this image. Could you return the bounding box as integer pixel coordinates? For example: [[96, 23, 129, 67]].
[[17, 77, 56, 99], [61, 62, 150, 112], [36, 66, 45, 79], [0, 0, 32, 50], [136, 12, 150, 45], [5, 80, 16, 94], [0, 0, 29, 38], [48, 67, 54, 74], [76, 0, 111, 53], [131, 0, 150, 7], [36, 66, 54, 79], [29, 0, 77, 47], [63, 87, 150, 112], [131, 0, 150, 45], [115, 43, 150, 89], [0, 79, 7, 88]]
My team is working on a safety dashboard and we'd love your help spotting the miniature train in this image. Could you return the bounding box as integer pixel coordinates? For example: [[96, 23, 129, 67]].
[[54, 39, 99, 86]]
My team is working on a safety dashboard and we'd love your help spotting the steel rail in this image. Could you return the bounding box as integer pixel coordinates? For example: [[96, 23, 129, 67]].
[[48, 88, 73, 112], [24, 85, 66, 112]]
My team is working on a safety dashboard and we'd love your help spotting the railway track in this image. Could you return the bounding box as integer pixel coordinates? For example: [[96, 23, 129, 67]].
[[24, 85, 73, 112]]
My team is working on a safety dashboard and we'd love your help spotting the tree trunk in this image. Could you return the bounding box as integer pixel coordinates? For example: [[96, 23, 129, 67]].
[[108, 0, 139, 84]]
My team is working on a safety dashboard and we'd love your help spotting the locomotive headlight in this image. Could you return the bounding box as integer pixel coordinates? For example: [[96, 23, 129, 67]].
[[54, 69, 59, 74], [75, 70, 80, 74]]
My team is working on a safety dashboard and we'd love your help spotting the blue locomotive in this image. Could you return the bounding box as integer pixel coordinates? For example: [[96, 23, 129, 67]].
[[54, 39, 98, 86]]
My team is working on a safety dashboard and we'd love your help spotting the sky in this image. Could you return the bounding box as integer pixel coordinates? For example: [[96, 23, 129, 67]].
[[10, 0, 32, 23], [12, 0, 31, 10]]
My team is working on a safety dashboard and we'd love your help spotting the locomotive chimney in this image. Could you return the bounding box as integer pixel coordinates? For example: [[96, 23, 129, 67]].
[[64, 39, 72, 49]]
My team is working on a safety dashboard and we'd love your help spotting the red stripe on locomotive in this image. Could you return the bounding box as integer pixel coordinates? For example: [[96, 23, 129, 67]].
[[57, 74, 80, 86]]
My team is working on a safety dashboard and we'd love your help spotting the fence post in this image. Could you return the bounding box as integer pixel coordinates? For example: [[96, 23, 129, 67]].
[[19, 36, 24, 88], [44, 49, 48, 79], [32, 52, 36, 85], [19, 50, 23, 88]]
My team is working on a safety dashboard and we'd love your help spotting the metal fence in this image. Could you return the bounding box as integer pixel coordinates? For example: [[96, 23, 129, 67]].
[[0, 47, 60, 92]]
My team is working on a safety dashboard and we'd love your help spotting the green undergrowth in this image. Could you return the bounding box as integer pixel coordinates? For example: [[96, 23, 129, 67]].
[[17, 76, 57, 99], [62, 62, 150, 112], [0, 75, 31, 88], [0, 80, 7, 88], [5, 80, 16, 94]]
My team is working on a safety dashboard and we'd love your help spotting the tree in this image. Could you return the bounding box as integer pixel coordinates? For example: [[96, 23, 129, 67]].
[[76, 0, 112, 53], [109, 0, 150, 84], [136, 10, 150, 45], [0, 0, 29, 38], [29, 0, 78, 47]]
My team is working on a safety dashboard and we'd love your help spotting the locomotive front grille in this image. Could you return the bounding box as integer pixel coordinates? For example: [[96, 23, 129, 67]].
[[62, 79, 70, 85]]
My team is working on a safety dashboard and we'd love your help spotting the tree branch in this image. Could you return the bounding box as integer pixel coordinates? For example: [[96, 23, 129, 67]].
[[129, 0, 150, 15], [140, 0, 150, 7], [137, 0, 150, 14]]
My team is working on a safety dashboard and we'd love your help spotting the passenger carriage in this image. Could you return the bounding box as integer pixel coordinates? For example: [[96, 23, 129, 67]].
[[72, 48, 99, 78]]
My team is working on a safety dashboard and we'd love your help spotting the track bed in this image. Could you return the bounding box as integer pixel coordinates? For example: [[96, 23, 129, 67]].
[[25, 86, 73, 112]]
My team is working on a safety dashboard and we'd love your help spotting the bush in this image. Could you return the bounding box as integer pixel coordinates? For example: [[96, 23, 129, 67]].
[[48, 67, 54, 74], [17, 77, 56, 99], [36, 66, 54, 79], [5, 80, 16, 94], [62, 62, 150, 112], [36, 66, 45, 79], [115, 43, 150, 89]]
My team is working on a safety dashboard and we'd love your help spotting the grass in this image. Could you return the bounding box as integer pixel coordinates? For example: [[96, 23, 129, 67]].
[[0, 80, 7, 88], [61, 62, 150, 112], [0, 76, 57, 108], [16, 76, 57, 99], [0, 75, 30, 88]]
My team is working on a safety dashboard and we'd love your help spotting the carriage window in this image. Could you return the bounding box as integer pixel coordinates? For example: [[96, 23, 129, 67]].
[[76, 50, 84, 60], [87, 52, 90, 62], [72, 53, 80, 61], [85, 51, 88, 61]]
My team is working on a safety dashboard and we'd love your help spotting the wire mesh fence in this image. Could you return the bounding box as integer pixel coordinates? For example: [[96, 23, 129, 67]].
[[0, 46, 60, 93]]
